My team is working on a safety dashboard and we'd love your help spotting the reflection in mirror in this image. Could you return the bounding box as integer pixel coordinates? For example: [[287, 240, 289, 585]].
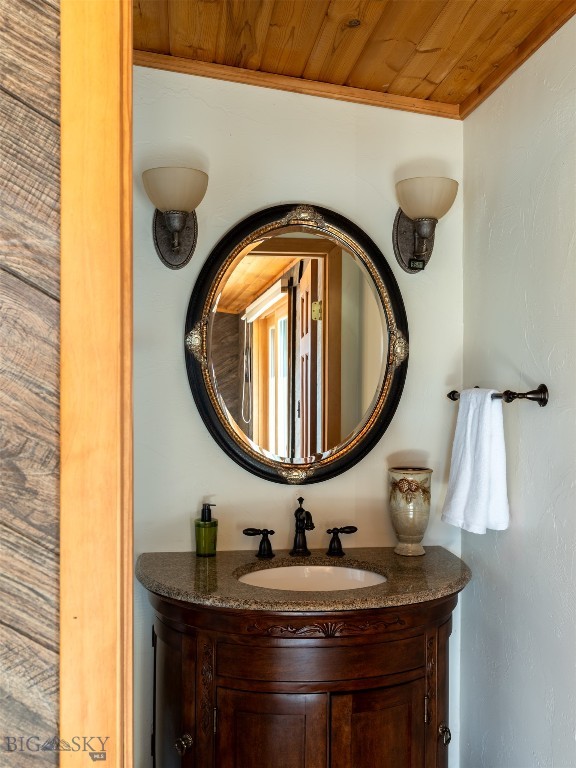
[[185, 204, 408, 484], [209, 235, 386, 461]]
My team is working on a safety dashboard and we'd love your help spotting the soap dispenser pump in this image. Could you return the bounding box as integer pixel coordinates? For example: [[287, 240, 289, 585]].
[[195, 503, 217, 557]]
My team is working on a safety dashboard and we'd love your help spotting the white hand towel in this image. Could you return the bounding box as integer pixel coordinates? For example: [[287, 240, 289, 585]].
[[441, 388, 509, 534]]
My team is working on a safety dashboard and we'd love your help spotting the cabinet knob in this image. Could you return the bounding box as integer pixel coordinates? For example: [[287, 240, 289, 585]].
[[175, 733, 194, 756], [438, 723, 452, 746]]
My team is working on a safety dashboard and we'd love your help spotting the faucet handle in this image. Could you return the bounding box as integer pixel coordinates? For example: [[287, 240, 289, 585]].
[[243, 528, 275, 559], [326, 526, 358, 557]]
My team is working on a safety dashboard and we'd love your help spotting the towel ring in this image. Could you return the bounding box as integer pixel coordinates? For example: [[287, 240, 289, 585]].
[[447, 384, 548, 407]]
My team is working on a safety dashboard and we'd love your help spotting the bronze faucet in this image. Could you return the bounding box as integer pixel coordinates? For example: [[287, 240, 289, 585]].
[[289, 497, 315, 556]]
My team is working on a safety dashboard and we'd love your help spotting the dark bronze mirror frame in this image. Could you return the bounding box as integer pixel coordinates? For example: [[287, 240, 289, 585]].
[[184, 204, 409, 484]]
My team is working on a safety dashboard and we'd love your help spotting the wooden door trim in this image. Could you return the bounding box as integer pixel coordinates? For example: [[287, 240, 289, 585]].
[[60, 1, 133, 764], [323, 245, 342, 450]]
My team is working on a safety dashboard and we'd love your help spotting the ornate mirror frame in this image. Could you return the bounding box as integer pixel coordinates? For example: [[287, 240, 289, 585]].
[[185, 204, 408, 484]]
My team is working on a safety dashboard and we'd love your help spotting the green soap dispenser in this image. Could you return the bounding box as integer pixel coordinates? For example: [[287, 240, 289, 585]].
[[195, 503, 217, 557]]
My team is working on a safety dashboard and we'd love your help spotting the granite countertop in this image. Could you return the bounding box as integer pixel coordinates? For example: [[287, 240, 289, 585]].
[[136, 547, 471, 613]]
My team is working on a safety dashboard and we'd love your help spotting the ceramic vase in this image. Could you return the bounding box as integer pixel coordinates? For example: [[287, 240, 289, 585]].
[[388, 467, 432, 556]]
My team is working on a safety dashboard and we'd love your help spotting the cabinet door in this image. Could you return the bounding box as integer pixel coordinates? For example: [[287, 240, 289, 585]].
[[331, 678, 426, 768], [216, 688, 328, 768], [153, 622, 195, 767], [435, 620, 451, 768]]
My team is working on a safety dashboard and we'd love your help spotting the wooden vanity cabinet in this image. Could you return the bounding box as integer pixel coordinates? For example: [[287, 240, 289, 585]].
[[149, 592, 457, 768]]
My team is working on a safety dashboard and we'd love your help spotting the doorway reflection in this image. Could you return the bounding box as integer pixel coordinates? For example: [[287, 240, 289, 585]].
[[209, 234, 384, 461]]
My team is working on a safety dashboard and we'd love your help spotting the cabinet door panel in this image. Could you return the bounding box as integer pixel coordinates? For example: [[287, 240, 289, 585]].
[[153, 622, 183, 768], [153, 622, 195, 768], [217, 688, 327, 768], [435, 620, 451, 768], [331, 679, 426, 768]]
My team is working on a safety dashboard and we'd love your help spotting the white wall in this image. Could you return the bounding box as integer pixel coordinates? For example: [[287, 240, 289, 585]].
[[461, 18, 576, 767], [133, 66, 463, 766]]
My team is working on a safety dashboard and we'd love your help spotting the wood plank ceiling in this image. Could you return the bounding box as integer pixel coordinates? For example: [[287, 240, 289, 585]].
[[133, 0, 576, 119]]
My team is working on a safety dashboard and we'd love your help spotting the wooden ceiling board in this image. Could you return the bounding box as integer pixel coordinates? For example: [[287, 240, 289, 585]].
[[388, 0, 506, 100], [346, 0, 449, 91], [459, 0, 576, 116], [215, 0, 277, 69], [409, 1, 506, 100], [219, 254, 296, 314], [132, 0, 576, 119], [260, 0, 332, 76], [430, 0, 563, 103], [253, 237, 336, 255], [133, 0, 170, 54], [168, 0, 224, 61], [302, 0, 389, 84], [218, 238, 336, 313]]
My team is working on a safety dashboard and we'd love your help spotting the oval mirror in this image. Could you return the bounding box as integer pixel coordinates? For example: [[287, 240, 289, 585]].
[[185, 204, 408, 484]]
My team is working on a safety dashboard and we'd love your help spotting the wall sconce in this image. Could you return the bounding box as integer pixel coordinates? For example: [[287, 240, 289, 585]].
[[392, 176, 458, 273], [142, 167, 208, 269]]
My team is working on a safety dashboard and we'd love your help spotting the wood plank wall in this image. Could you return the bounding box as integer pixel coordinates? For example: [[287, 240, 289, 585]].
[[0, 0, 59, 756]]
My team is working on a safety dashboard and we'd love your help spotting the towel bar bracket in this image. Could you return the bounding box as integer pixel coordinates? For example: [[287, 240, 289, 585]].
[[447, 384, 548, 407]]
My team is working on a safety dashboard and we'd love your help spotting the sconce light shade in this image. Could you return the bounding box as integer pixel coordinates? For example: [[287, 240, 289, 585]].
[[393, 176, 458, 274], [142, 167, 208, 212], [142, 167, 208, 269], [395, 177, 458, 220]]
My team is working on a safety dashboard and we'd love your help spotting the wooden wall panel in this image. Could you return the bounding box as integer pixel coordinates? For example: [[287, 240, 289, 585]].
[[0, 90, 60, 297], [0, 271, 59, 533], [0, 0, 59, 758], [0, 0, 60, 123]]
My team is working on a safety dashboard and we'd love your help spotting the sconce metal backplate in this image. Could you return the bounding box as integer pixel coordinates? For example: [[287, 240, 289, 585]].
[[392, 209, 435, 274], [152, 209, 198, 269]]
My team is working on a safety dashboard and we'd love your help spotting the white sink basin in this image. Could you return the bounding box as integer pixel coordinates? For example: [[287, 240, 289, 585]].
[[238, 565, 387, 591]]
